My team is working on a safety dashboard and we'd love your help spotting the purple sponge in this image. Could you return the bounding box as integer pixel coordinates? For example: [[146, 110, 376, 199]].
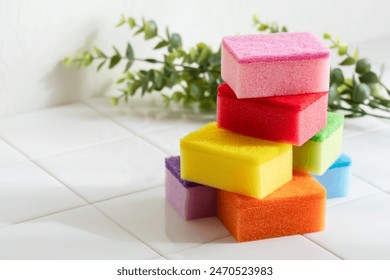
[[165, 156, 217, 220]]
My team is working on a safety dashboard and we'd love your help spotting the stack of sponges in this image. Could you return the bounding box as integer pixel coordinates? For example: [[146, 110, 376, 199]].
[[164, 32, 352, 242]]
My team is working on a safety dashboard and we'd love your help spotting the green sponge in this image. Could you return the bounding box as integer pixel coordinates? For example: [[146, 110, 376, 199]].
[[293, 112, 344, 175]]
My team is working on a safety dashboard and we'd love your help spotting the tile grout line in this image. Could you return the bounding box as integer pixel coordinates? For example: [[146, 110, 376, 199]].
[[0, 204, 88, 231], [351, 173, 388, 192], [163, 233, 232, 259], [0, 134, 92, 206], [91, 184, 164, 204], [82, 100, 173, 156], [327, 192, 383, 209], [90, 204, 165, 259], [302, 235, 344, 260], [8, 134, 133, 163]]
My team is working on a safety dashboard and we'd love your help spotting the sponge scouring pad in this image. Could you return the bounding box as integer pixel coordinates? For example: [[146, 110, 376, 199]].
[[293, 112, 344, 175], [180, 122, 292, 199], [217, 172, 326, 242], [313, 153, 352, 199], [165, 156, 217, 220], [221, 32, 330, 99], [217, 83, 328, 146]]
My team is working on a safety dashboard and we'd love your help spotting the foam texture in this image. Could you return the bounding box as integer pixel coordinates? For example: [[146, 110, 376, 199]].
[[294, 112, 344, 175], [313, 153, 352, 199], [221, 32, 330, 98], [180, 122, 292, 199], [165, 156, 217, 220], [217, 83, 328, 145], [218, 171, 326, 242]]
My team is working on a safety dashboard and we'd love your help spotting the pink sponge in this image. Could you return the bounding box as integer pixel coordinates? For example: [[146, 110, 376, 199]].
[[217, 83, 328, 146], [221, 32, 330, 98], [165, 156, 217, 220]]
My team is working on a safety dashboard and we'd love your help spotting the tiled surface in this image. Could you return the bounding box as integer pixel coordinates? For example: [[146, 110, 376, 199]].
[[94, 187, 229, 255], [343, 127, 390, 191], [0, 162, 86, 227], [0, 102, 131, 159], [0, 139, 27, 168], [306, 193, 390, 260], [0, 92, 389, 259], [166, 235, 339, 260], [0, 206, 160, 259], [37, 137, 167, 203]]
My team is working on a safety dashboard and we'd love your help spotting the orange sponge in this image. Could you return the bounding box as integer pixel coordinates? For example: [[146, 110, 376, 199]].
[[217, 172, 326, 242]]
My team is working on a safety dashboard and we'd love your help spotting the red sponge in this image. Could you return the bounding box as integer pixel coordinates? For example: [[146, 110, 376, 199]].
[[217, 171, 326, 242], [217, 83, 328, 146]]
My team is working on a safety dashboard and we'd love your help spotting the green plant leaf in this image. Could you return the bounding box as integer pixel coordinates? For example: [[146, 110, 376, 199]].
[[197, 47, 210, 64], [353, 48, 359, 60], [189, 82, 203, 100], [97, 61, 106, 71], [323, 32, 332, 39], [328, 84, 339, 104], [93, 47, 107, 58], [116, 15, 126, 27], [128, 17, 136, 28], [111, 97, 119, 106], [153, 71, 164, 90], [338, 44, 348, 56], [64, 57, 73, 67], [355, 58, 371, 74], [134, 27, 144, 36], [83, 52, 93, 66], [124, 61, 133, 72], [154, 40, 169, 49], [116, 77, 126, 84], [126, 43, 134, 60], [339, 57, 355, 66], [169, 33, 182, 50], [352, 83, 370, 103], [144, 20, 158, 40], [258, 24, 268, 31], [269, 21, 278, 33], [332, 68, 344, 86], [172, 91, 183, 103], [359, 71, 379, 83], [145, 58, 158, 63], [109, 55, 121, 69]]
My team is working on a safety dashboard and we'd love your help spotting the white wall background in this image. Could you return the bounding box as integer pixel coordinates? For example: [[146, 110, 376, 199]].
[[1, 0, 390, 118]]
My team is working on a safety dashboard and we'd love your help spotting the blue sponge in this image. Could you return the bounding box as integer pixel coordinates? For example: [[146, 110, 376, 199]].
[[313, 153, 352, 199]]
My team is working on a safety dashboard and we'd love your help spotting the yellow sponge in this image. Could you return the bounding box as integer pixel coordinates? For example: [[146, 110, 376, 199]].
[[293, 112, 344, 175], [180, 122, 292, 199]]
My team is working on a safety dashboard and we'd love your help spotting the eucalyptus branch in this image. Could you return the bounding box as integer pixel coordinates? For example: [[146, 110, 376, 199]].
[[64, 14, 390, 118], [65, 15, 222, 111]]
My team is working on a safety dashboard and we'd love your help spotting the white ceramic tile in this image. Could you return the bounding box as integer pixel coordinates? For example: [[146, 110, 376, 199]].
[[142, 121, 212, 155], [343, 127, 390, 191], [37, 136, 167, 203], [0, 102, 131, 159], [0, 162, 86, 227], [326, 175, 381, 207], [0, 139, 27, 167], [85, 97, 195, 135], [306, 193, 390, 259], [343, 116, 388, 139], [95, 187, 229, 255], [0, 205, 159, 259], [166, 235, 338, 260]]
